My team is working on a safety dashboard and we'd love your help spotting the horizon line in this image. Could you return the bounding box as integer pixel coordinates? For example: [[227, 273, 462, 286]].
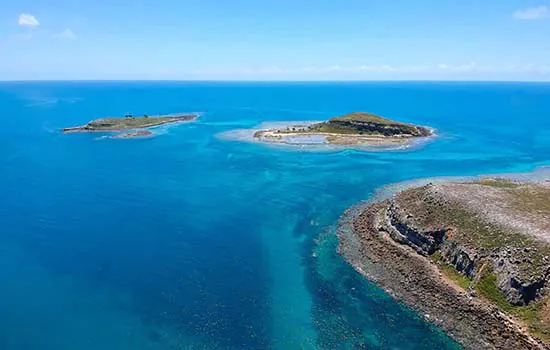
[[1, 79, 550, 84]]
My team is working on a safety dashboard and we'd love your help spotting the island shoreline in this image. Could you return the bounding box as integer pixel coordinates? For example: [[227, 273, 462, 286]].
[[62, 113, 198, 133], [337, 172, 550, 349], [252, 112, 435, 147]]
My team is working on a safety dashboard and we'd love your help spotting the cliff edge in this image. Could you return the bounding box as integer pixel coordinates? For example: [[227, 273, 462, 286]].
[[339, 178, 550, 349]]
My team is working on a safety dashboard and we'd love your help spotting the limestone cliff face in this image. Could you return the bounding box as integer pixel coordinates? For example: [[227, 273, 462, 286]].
[[439, 242, 477, 278], [383, 200, 446, 255], [493, 253, 550, 305], [377, 185, 550, 306]]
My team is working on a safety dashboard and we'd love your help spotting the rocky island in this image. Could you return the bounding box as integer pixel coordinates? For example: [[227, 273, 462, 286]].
[[339, 178, 550, 349], [62, 113, 198, 133], [253, 112, 433, 146]]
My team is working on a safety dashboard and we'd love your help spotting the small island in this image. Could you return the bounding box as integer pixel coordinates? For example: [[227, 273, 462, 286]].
[[62, 113, 198, 133], [253, 112, 433, 146], [339, 177, 550, 349]]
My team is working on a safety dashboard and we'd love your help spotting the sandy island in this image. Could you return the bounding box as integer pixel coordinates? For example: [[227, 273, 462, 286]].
[[253, 112, 433, 146], [338, 177, 550, 349]]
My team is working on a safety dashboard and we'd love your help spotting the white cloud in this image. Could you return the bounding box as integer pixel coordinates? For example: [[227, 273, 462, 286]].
[[18, 13, 40, 27], [55, 28, 75, 39], [513, 6, 549, 20]]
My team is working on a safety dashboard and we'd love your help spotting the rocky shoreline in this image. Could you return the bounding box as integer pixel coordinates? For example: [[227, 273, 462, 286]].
[[338, 179, 550, 349]]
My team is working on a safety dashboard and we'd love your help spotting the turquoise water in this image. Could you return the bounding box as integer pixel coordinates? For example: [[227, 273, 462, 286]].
[[2, 81, 550, 349]]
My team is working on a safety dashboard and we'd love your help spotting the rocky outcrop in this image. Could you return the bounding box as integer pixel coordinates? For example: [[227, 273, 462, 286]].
[[338, 202, 550, 349], [381, 184, 550, 307], [339, 180, 550, 348], [493, 252, 550, 305], [383, 199, 447, 255], [439, 241, 477, 277]]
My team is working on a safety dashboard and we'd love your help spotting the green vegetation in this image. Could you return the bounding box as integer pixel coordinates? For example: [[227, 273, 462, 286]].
[[314, 123, 375, 135], [88, 116, 177, 129], [330, 112, 409, 125], [397, 181, 550, 341], [477, 272, 513, 311], [398, 186, 514, 250], [430, 251, 472, 289], [472, 178, 520, 189], [511, 186, 550, 215], [471, 178, 550, 214], [444, 203, 528, 250], [475, 269, 550, 340], [397, 185, 550, 276], [256, 112, 433, 143], [393, 182, 550, 331], [430, 250, 442, 261], [428, 255, 550, 340], [441, 263, 473, 289], [307, 112, 432, 137]]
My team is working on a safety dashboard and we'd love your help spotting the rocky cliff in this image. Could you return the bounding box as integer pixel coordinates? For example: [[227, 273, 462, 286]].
[[339, 178, 550, 349]]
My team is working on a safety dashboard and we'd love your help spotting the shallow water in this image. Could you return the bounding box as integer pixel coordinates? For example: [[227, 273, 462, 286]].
[[283, 134, 327, 144], [2, 81, 550, 349]]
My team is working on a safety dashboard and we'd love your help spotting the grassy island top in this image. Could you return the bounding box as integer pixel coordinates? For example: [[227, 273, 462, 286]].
[[329, 112, 410, 125], [309, 112, 432, 137], [62, 113, 198, 132]]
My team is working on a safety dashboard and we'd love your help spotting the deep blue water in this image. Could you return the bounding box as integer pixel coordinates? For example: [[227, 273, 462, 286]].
[[1, 81, 550, 349]]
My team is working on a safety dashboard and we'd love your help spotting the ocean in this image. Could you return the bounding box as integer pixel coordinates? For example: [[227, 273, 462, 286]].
[[1, 81, 550, 349]]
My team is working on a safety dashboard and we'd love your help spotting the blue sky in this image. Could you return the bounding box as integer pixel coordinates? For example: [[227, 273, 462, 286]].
[[1, 0, 550, 80]]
